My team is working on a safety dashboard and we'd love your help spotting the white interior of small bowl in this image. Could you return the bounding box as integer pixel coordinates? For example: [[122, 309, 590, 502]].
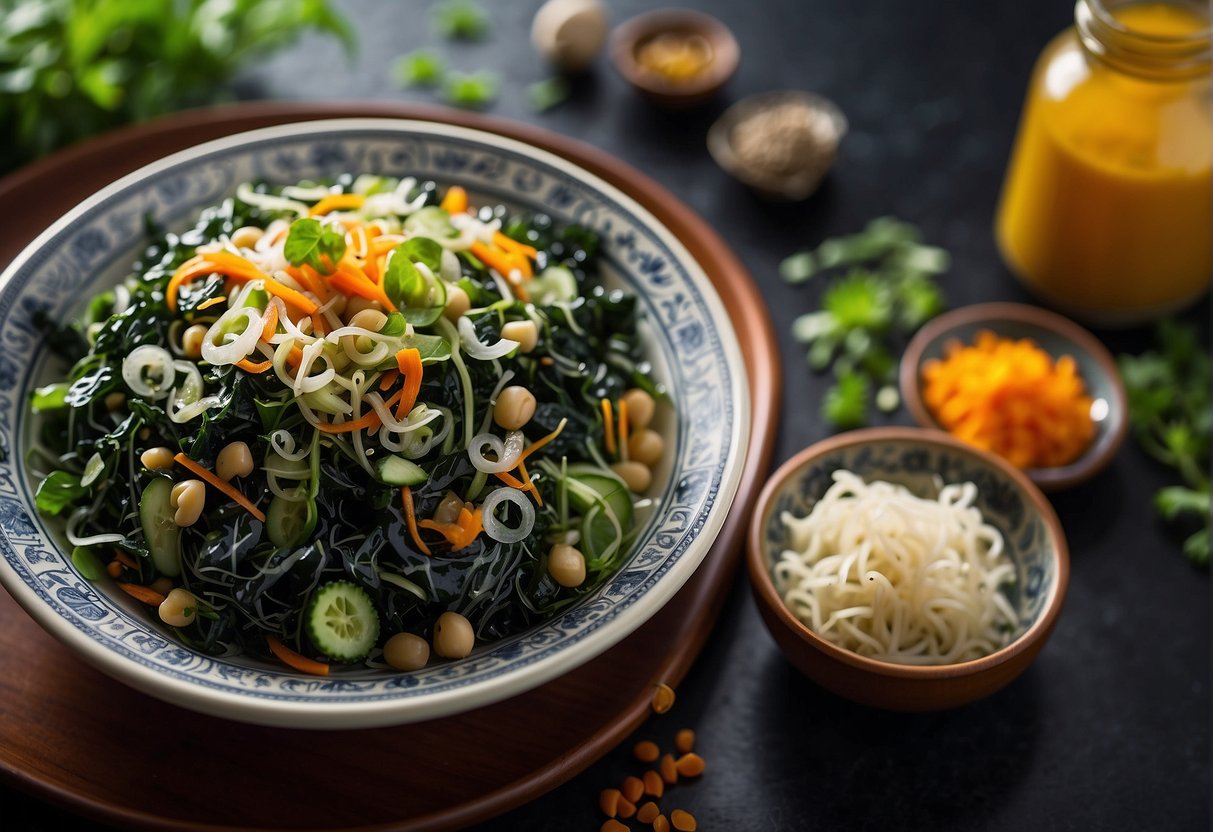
[[0, 120, 750, 727]]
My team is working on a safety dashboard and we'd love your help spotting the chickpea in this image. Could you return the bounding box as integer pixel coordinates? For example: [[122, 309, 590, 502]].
[[216, 441, 254, 481], [494, 385, 537, 431], [443, 285, 471, 321], [621, 388, 656, 430], [140, 447, 175, 471], [181, 324, 209, 360], [170, 479, 206, 527], [611, 461, 652, 494], [547, 543, 587, 588], [628, 428, 665, 467], [344, 296, 384, 319], [158, 588, 198, 628], [432, 611, 475, 659], [104, 392, 126, 412], [383, 632, 430, 671], [229, 226, 264, 249], [501, 319, 539, 353]]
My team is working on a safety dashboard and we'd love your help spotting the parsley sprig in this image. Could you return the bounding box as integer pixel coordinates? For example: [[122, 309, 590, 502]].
[[284, 218, 347, 273], [1119, 321, 1211, 566], [781, 218, 949, 429]]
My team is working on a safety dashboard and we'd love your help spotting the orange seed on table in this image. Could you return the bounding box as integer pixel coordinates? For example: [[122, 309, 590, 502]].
[[653, 815, 670, 832], [634, 739, 660, 762], [643, 769, 664, 797], [601, 820, 629, 832], [599, 788, 622, 817], [675, 752, 705, 778], [621, 775, 644, 803], [617, 796, 637, 818], [660, 753, 679, 784], [651, 683, 676, 713], [675, 728, 695, 753], [670, 808, 698, 831], [637, 801, 660, 824]]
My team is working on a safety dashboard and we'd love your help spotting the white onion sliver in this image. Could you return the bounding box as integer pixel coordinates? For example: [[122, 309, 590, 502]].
[[270, 429, 310, 462], [66, 507, 126, 547], [481, 488, 536, 544], [468, 430, 525, 473], [236, 182, 308, 215], [458, 316, 519, 361], [121, 345, 176, 400], [202, 306, 263, 365]]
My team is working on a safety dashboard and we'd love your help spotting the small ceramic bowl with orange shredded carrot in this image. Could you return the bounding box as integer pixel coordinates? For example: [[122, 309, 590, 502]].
[[899, 302, 1128, 491]]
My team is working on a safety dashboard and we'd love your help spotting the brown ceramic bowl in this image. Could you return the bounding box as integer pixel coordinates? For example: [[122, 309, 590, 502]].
[[900, 302, 1128, 491], [747, 428, 1069, 711], [609, 8, 740, 107]]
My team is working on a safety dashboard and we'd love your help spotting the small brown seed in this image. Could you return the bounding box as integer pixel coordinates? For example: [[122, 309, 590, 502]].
[[643, 769, 664, 798], [621, 388, 656, 429], [637, 801, 660, 824], [627, 428, 665, 466], [653, 815, 670, 832], [651, 682, 675, 714], [660, 754, 678, 784], [633, 740, 660, 763], [675, 752, 705, 778], [611, 460, 652, 494], [432, 611, 474, 659], [383, 632, 429, 671], [601, 820, 629, 832], [599, 788, 622, 818], [621, 775, 644, 803], [616, 797, 637, 819], [674, 728, 695, 754], [670, 809, 697, 831]]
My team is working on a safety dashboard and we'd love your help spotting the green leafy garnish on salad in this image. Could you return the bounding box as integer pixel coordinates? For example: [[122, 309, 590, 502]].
[[432, 0, 491, 40], [393, 49, 446, 88], [444, 70, 499, 108], [780, 217, 949, 429], [284, 217, 347, 272]]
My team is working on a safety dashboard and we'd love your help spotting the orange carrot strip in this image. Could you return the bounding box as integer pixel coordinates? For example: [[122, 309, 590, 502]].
[[196, 295, 227, 311], [395, 348, 423, 420], [440, 186, 468, 214], [517, 418, 567, 465], [401, 486, 432, 556], [618, 398, 630, 462], [469, 241, 522, 280], [378, 369, 400, 391], [419, 507, 483, 551], [235, 358, 273, 373], [310, 313, 328, 336], [329, 264, 397, 312], [173, 453, 266, 523], [602, 399, 616, 456], [308, 193, 365, 216], [260, 275, 319, 316], [260, 304, 279, 342], [117, 583, 166, 607], [291, 265, 332, 302], [493, 231, 539, 260], [286, 343, 305, 369], [349, 223, 370, 259], [312, 389, 401, 434], [113, 551, 138, 570], [517, 457, 542, 507], [266, 635, 330, 676], [371, 235, 407, 255]]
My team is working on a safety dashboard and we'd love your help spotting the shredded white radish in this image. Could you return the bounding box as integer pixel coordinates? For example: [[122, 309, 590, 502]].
[[121, 345, 176, 400]]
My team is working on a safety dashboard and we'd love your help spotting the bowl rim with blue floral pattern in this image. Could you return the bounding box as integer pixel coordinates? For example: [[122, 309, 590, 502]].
[[0, 119, 751, 728]]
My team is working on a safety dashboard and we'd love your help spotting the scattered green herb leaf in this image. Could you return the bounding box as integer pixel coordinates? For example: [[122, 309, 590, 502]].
[[444, 70, 499, 108], [433, 0, 490, 40], [393, 49, 446, 88], [284, 218, 347, 273], [528, 76, 571, 112], [822, 369, 870, 429]]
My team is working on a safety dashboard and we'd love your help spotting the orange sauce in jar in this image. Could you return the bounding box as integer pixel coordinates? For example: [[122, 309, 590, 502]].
[[996, 1, 1211, 325]]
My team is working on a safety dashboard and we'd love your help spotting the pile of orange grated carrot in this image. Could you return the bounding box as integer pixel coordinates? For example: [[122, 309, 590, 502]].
[[921, 329, 1095, 469]]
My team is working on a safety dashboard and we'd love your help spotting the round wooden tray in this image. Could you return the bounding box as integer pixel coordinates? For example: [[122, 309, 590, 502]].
[[0, 102, 781, 830]]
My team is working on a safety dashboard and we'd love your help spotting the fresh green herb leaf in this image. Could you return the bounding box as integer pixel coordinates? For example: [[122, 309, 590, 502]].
[[823, 272, 893, 331], [528, 76, 570, 112], [381, 312, 408, 337], [433, 0, 490, 39], [779, 251, 817, 283], [444, 71, 498, 108], [284, 218, 347, 273], [822, 369, 871, 429], [1155, 486, 1210, 521], [393, 49, 445, 88], [31, 382, 70, 412], [35, 470, 89, 516]]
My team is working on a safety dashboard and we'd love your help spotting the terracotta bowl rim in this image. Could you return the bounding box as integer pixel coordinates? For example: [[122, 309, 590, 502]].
[[608, 7, 741, 100], [745, 426, 1070, 682], [899, 301, 1129, 491]]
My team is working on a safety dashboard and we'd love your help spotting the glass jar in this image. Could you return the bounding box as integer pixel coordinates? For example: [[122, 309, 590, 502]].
[[995, 0, 1211, 326]]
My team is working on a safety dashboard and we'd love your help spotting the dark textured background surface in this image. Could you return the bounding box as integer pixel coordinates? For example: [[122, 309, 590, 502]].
[[2, 1, 1209, 829]]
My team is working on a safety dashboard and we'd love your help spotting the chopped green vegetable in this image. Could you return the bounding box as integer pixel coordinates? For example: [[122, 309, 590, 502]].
[[140, 477, 181, 577], [71, 546, 106, 582], [443, 70, 499, 108], [432, 0, 490, 39], [35, 470, 88, 516], [783, 218, 949, 429], [0, 0, 353, 165], [1119, 321, 1211, 567], [528, 76, 571, 112], [306, 581, 380, 662], [284, 218, 348, 273], [393, 49, 446, 88]]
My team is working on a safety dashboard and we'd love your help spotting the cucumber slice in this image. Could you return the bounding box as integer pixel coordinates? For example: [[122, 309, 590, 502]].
[[565, 465, 634, 564], [266, 494, 318, 549], [305, 581, 380, 661], [403, 206, 458, 240], [529, 265, 578, 305], [140, 476, 181, 577], [376, 456, 428, 487]]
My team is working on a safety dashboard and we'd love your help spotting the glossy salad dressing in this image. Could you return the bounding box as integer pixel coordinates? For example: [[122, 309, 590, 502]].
[[996, 2, 1212, 323]]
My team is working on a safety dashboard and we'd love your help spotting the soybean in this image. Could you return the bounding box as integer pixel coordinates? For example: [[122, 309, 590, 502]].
[[384, 632, 430, 671], [216, 441, 254, 481], [611, 460, 652, 494], [494, 385, 537, 431], [628, 428, 665, 466], [501, 319, 539, 353], [621, 388, 655, 429], [140, 447, 176, 471], [444, 285, 471, 320], [181, 324, 208, 359], [432, 611, 475, 659], [547, 543, 586, 588]]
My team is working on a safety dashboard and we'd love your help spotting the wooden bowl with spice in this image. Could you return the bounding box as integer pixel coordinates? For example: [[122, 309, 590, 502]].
[[747, 427, 1069, 711], [707, 90, 847, 201], [899, 302, 1129, 491], [609, 8, 740, 107]]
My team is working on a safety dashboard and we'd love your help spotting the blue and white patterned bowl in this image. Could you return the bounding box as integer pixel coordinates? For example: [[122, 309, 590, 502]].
[[746, 428, 1068, 711], [0, 120, 750, 728]]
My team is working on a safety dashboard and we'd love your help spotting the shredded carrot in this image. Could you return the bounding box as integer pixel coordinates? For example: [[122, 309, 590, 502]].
[[113, 551, 138, 570], [117, 582, 165, 606], [166, 252, 317, 315], [493, 231, 539, 260], [440, 185, 468, 214], [401, 486, 432, 556], [260, 303, 279, 341], [286, 343, 305, 369], [395, 347, 423, 420], [235, 357, 273, 373], [308, 193, 365, 216], [311, 389, 401, 434], [173, 453, 266, 523], [310, 313, 328, 336], [371, 234, 407, 255], [266, 635, 330, 676], [470, 241, 528, 281], [260, 274, 319, 316], [349, 223, 370, 258], [618, 398, 630, 462], [419, 506, 484, 551], [602, 399, 617, 456], [921, 330, 1096, 469], [517, 418, 567, 465], [196, 295, 227, 311], [329, 263, 396, 311], [378, 369, 400, 391], [290, 265, 332, 302], [517, 457, 542, 507]]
